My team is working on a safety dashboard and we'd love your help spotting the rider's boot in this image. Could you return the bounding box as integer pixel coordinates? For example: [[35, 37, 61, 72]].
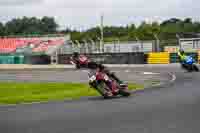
[[119, 82, 128, 88]]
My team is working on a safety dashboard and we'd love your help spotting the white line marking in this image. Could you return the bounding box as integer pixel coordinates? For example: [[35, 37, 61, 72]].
[[81, 70, 88, 73], [143, 72, 159, 75], [170, 73, 176, 82], [125, 70, 130, 73]]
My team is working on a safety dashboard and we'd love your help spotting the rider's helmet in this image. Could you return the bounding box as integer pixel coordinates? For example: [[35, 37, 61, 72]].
[[71, 52, 89, 65], [73, 52, 79, 58], [179, 49, 185, 55], [97, 64, 106, 72], [70, 52, 80, 64]]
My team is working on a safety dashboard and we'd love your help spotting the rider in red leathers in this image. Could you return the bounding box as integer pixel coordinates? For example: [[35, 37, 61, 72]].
[[70, 52, 127, 88]]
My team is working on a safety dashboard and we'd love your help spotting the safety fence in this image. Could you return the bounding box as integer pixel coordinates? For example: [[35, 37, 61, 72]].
[[60, 41, 156, 54]]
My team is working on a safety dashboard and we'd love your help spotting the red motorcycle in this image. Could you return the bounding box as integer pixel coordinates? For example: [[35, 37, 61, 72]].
[[70, 54, 131, 98], [70, 55, 90, 69], [88, 70, 131, 99]]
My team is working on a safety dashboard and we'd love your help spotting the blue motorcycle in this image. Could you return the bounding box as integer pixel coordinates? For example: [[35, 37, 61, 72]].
[[181, 55, 199, 72]]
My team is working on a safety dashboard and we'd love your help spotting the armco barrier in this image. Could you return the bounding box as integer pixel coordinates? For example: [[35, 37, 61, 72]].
[[25, 55, 51, 65], [170, 53, 179, 63], [58, 53, 146, 64], [58, 55, 72, 64], [147, 52, 169, 64]]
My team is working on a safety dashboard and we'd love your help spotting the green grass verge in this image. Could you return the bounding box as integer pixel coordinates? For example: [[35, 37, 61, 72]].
[[0, 82, 144, 104]]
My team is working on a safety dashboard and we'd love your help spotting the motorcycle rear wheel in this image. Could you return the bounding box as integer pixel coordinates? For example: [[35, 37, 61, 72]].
[[118, 89, 131, 97], [76, 64, 81, 69], [193, 64, 199, 72]]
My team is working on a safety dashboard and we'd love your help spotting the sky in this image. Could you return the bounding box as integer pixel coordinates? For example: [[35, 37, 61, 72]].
[[0, 0, 200, 30]]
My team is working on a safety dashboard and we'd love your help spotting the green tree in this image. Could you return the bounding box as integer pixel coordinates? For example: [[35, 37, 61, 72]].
[[84, 27, 101, 40], [71, 31, 84, 41], [0, 22, 4, 36], [136, 21, 154, 40], [193, 22, 200, 32], [5, 18, 20, 35], [183, 18, 192, 24], [151, 22, 160, 34], [182, 18, 194, 32], [41, 16, 58, 33], [3, 16, 59, 36], [127, 24, 137, 40], [161, 18, 182, 26]]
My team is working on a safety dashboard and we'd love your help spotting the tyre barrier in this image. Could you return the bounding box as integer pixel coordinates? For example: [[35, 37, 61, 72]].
[[147, 52, 170, 64]]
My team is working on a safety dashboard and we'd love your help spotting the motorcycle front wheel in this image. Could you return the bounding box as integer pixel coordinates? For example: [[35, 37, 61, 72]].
[[90, 81, 113, 98], [76, 64, 81, 69]]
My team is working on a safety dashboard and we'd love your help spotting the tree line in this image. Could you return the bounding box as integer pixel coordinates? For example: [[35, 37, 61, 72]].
[[67, 18, 200, 42], [1, 17, 200, 42], [0, 16, 58, 36]]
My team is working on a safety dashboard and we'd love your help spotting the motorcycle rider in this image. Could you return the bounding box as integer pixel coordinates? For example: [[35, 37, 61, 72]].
[[70, 52, 127, 88], [178, 49, 190, 70]]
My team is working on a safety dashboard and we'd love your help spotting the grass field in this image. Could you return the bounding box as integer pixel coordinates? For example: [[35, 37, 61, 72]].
[[0, 82, 143, 104]]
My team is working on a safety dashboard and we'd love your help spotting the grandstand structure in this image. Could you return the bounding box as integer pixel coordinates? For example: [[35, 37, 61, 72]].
[[0, 34, 70, 64], [177, 33, 200, 51]]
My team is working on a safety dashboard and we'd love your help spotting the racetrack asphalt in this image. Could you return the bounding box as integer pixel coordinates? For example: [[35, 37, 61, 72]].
[[0, 66, 200, 133], [0, 68, 171, 88]]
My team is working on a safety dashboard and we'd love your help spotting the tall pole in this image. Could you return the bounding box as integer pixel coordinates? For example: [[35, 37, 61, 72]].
[[153, 34, 159, 52], [75, 40, 81, 53], [69, 40, 74, 53], [83, 40, 88, 54], [89, 38, 95, 53], [100, 14, 104, 53], [176, 34, 181, 49], [97, 37, 101, 53]]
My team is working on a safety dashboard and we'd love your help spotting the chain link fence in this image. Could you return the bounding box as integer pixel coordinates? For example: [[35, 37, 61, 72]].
[[58, 40, 156, 54]]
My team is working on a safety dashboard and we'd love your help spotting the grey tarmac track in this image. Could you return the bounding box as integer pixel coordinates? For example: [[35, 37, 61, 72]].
[[0, 66, 200, 133], [0, 68, 171, 88]]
